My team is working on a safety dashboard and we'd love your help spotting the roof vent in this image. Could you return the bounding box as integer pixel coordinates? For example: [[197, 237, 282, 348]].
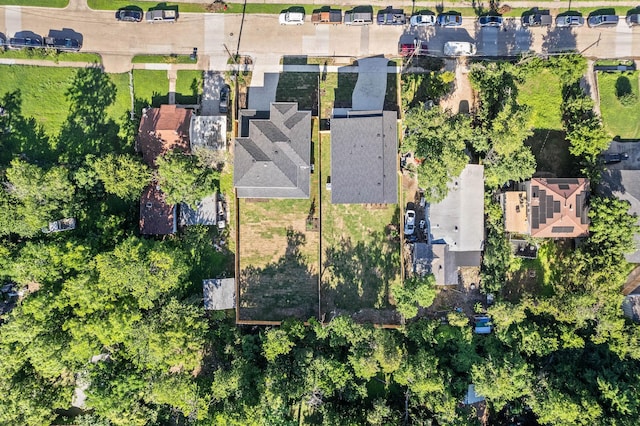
[[146, 202, 153, 209]]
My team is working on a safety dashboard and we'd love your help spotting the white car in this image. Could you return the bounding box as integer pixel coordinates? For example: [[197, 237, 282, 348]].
[[443, 41, 477, 57], [279, 11, 305, 25], [404, 210, 416, 235], [410, 14, 436, 27]]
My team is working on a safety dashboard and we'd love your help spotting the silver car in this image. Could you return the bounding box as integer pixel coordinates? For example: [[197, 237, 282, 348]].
[[556, 15, 584, 27]]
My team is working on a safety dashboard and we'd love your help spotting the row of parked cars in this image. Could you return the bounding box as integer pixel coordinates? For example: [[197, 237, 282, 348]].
[[116, 8, 178, 23], [0, 34, 81, 51], [280, 6, 640, 28]]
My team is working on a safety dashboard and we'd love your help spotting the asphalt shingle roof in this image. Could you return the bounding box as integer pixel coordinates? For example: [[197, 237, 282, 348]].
[[234, 103, 311, 199], [330, 111, 398, 204]]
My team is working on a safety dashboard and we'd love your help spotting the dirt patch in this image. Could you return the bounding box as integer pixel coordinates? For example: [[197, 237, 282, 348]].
[[424, 267, 485, 318], [440, 58, 475, 114]]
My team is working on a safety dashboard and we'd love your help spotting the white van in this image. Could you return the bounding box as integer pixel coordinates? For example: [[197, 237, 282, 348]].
[[443, 41, 476, 57], [279, 11, 305, 25]]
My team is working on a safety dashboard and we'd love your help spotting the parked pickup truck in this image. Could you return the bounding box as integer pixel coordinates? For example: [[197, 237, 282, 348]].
[[44, 37, 81, 52], [311, 8, 342, 25], [146, 9, 178, 23], [344, 9, 373, 25]]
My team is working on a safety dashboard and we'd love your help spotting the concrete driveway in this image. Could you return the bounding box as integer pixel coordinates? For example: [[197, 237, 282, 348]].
[[351, 57, 389, 111]]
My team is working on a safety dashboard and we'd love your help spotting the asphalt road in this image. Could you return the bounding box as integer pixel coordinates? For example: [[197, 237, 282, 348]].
[[1, 6, 640, 72]]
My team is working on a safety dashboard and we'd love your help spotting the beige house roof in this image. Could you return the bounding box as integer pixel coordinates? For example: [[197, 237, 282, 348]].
[[528, 178, 589, 238]]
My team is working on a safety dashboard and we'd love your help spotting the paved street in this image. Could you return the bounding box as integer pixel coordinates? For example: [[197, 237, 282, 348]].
[[1, 5, 640, 72]]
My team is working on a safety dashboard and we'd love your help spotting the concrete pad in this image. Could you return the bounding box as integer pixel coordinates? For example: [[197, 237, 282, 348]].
[[145, 63, 171, 70], [478, 27, 499, 57], [204, 14, 228, 70], [616, 21, 633, 58], [352, 57, 388, 111], [302, 24, 330, 56], [248, 54, 280, 111]]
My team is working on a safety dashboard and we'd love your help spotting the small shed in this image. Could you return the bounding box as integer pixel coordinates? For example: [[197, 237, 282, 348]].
[[622, 295, 640, 323], [463, 384, 485, 405], [203, 278, 235, 310]]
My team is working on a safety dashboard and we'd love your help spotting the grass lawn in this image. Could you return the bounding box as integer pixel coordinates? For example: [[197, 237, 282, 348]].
[[319, 134, 401, 323], [0, 65, 74, 135], [132, 54, 196, 64], [598, 71, 640, 139], [106, 72, 133, 124], [175, 70, 202, 104], [237, 119, 320, 322], [517, 68, 563, 130], [0, 0, 66, 6], [133, 69, 169, 108], [319, 72, 358, 119], [0, 49, 101, 63], [276, 72, 319, 114], [504, 241, 560, 302]]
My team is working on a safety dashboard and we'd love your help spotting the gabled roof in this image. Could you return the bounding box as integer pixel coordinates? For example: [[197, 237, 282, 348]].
[[234, 103, 311, 199], [528, 178, 589, 238], [203, 278, 235, 310], [137, 105, 192, 167], [139, 184, 177, 235], [430, 164, 485, 252], [431, 243, 458, 285], [413, 242, 479, 285], [330, 111, 398, 204]]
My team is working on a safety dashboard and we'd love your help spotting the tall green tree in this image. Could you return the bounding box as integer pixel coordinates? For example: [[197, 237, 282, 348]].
[[403, 107, 474, 202], [156, 150, 219, 208], [91, 154, 151, 201]]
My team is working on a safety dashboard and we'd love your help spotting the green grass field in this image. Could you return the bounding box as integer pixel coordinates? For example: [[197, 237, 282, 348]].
[[106, 73, 133, 124], [133, 69, 169, 108], [175, 70, 202, 104], [0, 0, 67, 6], [517, 68, 563, 130], [0, 49, 101, 63], [132, 54, 196, 64], [598, 71, 640, 139]]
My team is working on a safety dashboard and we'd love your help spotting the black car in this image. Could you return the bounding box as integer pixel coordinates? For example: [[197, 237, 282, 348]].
[[44, 37, 81, 52], [603, 152, 629, 164], [587, 14, 619, 27], [8, 37, 43, 50], [219, 84, 230, 113], [116, 9, 143, 22], [377, 7, 406, 25]]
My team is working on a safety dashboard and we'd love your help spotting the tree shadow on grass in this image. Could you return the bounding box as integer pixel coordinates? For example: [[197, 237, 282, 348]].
[[321, 230, 401, 324], [56, 67, 123, 164], [0, 90, 56, 166], [239, 227, 318, 321]]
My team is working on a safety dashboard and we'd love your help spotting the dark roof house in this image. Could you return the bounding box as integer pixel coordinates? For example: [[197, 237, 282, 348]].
[[526, 178, 589, 238], [139, 184, 177, 235], [234, 103, 311, 199], [330, 110, 398, 204], [136, 105, 192, 167], [180, 193, 218, 226]]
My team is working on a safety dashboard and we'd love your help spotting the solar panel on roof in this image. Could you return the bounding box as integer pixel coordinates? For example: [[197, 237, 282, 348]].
[[558, 184, 570, 190], [553, 201, 561, 213], [551, 226, 575, 233], [532, 206, 539, 229], [539, 190, 547, 224], [546, 195, 554, 219], [547, 178, 579, 185]]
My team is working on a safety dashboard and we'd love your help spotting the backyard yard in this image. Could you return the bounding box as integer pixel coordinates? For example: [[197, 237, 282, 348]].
[[175, 70, 203, 104], [319, 134, 402, 324], [237, 120, 320, 322], [133, 69, 169, 109], [598, 71, 640, 140], [517, 67, 573, 176]]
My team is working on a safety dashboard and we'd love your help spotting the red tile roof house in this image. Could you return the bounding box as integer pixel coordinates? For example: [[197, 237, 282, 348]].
[[503, 178, 590, 238], [136, 105, 192, 235]]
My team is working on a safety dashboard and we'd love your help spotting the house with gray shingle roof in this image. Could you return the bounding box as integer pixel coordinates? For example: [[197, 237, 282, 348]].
[[234, 103, 311, 199], [330, 110, 398, 204]]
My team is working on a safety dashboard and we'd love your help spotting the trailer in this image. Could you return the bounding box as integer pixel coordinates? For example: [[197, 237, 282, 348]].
[[311, 8, 342, 25]]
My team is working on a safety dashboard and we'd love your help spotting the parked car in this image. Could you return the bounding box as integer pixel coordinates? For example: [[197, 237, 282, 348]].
[[587, 14, 619, 27], [146, 9, 178, 23], [8, 37, 43, 49], [219, 84, 230, 113], [279, 10, 305, 25], [437, 13, 462, 27], [603, 152, 629, 164], [444, 41, 476, 56], [398, 40, 428, 56], [344, 8, 373, 25], [627, 13, 640, 26], [42, 218, 76, 234], [44, 37, 81, 52], [377, 7, 406, 25], [556, 15, 584, 27], [478, 15, 503, 27], [404, 209, 416, 236], [410, 12, 436, 26], [521, 11, 552, 27], [116, 9, 143, 22]]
